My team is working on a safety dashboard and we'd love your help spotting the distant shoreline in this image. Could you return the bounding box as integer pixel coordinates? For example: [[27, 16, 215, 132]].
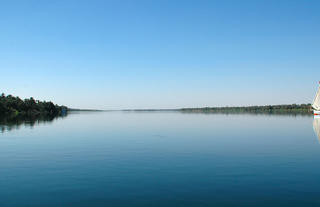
[[179, 104, 312, 115], [0, 93, 313, 116], [111, 104, 314, 115], [67, 108, 103, 112]]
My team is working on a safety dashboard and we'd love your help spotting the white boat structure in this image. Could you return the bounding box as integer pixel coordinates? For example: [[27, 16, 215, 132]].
[[312, 82, 320, 116]]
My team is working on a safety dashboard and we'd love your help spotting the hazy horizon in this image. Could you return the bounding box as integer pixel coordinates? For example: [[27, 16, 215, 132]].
[[1, 0, 320, 110]]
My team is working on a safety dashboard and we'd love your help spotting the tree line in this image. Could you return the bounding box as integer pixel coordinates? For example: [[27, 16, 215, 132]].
[[0, 93, 67, 116], [180, 104, 312, 115]]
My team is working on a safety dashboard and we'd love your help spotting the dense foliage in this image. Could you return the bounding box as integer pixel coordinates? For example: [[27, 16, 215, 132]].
[[181, 104, 313, 115], [0, 93, 67, 116]]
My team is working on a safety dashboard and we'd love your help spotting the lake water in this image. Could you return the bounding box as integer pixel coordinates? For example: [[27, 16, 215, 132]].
[[1, 111, 320, 207]]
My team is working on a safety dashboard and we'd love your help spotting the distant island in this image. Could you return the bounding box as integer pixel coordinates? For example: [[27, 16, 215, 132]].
[[180, 104, 312, 115], [119, 104, 313, 115], [0, 93, 67, 116]]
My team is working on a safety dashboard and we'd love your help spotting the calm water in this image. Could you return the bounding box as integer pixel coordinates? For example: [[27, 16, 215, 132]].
[[1, 112, 320, 207]]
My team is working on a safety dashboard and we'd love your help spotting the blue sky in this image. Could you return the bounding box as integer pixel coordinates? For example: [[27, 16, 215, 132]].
[[1, 0, 319, 109]]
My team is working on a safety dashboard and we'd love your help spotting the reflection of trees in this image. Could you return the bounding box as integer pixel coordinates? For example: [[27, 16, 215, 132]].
[[0, 113, 67, 133]]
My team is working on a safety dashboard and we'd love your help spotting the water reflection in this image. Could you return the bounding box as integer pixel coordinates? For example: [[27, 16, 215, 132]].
[[313, 116, 320, 142], [1, 111, 319, 207], [0, 113, 67, 133]]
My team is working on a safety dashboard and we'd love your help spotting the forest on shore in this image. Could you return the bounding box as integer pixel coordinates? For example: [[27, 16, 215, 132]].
[[0, 93, 67, 116]]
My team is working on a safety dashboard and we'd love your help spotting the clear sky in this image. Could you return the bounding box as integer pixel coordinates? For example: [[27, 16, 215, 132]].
[[1, 0, 319, 109]]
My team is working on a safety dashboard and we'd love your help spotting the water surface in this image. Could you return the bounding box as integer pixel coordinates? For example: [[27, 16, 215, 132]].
[[1, 112, 319, 207]]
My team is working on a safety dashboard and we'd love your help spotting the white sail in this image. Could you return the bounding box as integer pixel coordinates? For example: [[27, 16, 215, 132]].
[[312, 85, 320, 110]]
